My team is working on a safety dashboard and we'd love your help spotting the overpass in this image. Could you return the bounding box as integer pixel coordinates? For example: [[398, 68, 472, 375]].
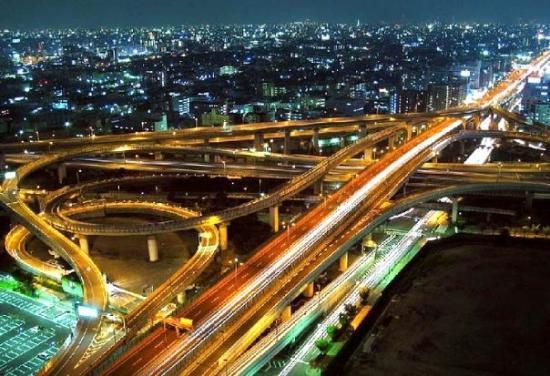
[[0, 49, 547, 376], [229, 180, 550, 375], [96, 49, 550, 376], [0, 107, 481, 154]]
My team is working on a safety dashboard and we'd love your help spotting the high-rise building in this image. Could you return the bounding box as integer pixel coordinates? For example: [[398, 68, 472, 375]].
[[427, 82, 467, 112], [534, 103, 550, 125], [397, 89, 427, 113]]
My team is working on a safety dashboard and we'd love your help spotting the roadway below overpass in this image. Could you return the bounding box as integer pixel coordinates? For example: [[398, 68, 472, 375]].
[[32, 125, 415, 236], [0, 106, 481, 153], [97, 49, 550, 371], [0, 49, 547, 376], [100, 117, 469, 376], [229, 180, 550, 376]]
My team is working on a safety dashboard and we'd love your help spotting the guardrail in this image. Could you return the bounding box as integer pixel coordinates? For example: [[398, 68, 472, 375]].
[[42, 125, 411, 235]]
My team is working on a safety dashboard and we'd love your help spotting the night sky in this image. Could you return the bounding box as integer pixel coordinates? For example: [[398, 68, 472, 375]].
[[1, 0, 549, 29]]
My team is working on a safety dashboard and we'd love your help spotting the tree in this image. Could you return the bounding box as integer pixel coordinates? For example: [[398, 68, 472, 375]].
[[344, 303, 358, 317], [326, 325, 339, 341], [359, 287, 370, 305], [315, 338, 330, 355], [339, 312, 350, 328]]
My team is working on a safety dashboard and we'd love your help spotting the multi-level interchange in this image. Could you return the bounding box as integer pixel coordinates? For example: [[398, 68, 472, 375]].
[[0, 50, 549, 376]]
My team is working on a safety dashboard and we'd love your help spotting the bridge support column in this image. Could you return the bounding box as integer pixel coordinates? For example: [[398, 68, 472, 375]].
[[314, 181, 323, 195], [303, 282, 315, 298], [254, 132, 264, 151], [154, 151, 164, 161], [339, 251, 349, 272], [490, 114, 500, 131], [281, 305, 292, 322], [219, 223, 229, 251], [451, 199, 459, 225], [459, 140, 465, 156], [147, 235, 159, 262], [177, 291, 186, 305], [406, 126, 413, 141], [283, 130, 291, 155], [269, 206, 280, 233], [473, 114, 482, 130], [389, 135, 397, 150], [57, 164, 67, 184], [312, 128, 320, 154], [77, 234, 89, 255], [358, 124, 368, 138], [363, 147, 374, 162]]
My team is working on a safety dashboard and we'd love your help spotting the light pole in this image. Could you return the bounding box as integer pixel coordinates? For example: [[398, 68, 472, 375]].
[[222, 160, 226, 175]]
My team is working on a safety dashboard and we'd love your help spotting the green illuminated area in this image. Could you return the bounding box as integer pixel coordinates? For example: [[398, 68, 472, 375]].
[[0, 274, 76, 375]]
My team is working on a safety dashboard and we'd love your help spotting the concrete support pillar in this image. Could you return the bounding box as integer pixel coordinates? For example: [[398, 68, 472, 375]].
[[473, 114, 481, 130], [406, 126, 413, 141], [339, 251, 349, 272], [269, 206, 280, 233], [219, 222, 229, 251], [459, 140, 465, 156], [313, 181, 323, 195], [525, 191, 533, 211], [451, 199, 459, 225], [177, 291, 186, 305], [362, 233, 377, 251], [254, 132, 264, 151], [363, 147, 374, 162], [312, 128, 320, 153], [283, 130, 291, 155], [147, 235, 159, 262], [340, 136, 347, 147], [389, 135, 397, 150], [77, 234, 89, 255], [57, 164, 67, 184], [281, 305, 292, 322], [204, 153, 210, 163], [490, 114, 500, 131], [304, 282, 315, 298], [358, 124, 368, 138], [154, 151, 163, 161]]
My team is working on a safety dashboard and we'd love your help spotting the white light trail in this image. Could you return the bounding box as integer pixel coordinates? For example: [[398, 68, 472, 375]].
[[278, 212, 436, 376], [150, 120, 464, 375]]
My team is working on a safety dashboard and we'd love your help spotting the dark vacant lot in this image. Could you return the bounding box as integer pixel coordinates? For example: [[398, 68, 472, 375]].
[[344, 237, 550, 376]]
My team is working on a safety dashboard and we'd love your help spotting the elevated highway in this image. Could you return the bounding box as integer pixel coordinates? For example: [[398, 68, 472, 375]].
[[0, 107, 480, 153], [102, 117, 469, 375], [98, 49, 550, 375], [0, 49, 547, 375], [33, 125, 413, 236]]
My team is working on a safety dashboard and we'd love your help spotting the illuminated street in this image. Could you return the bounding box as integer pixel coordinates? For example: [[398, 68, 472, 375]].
[[0, 7, 549, 376]]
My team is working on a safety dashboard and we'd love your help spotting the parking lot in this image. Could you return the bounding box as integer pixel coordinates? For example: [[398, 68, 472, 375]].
[[0, 289, 75, 375]]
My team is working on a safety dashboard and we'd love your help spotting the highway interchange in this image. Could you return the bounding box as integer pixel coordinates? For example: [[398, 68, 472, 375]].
[[0, 50, 549, 376]]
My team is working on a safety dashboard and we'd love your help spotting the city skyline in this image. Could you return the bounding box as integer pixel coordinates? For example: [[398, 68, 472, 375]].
[[1, 0, 550, 29]]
